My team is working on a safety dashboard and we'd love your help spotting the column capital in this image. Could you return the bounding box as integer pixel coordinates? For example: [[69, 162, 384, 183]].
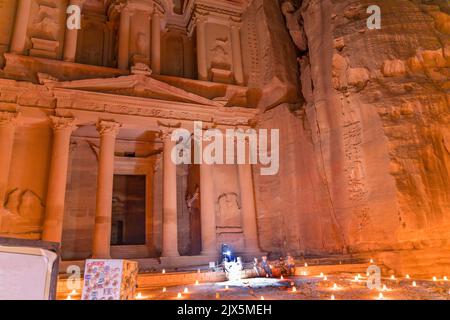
[[157, 121, 181, 139], [49, 116, 77, 132], [230, 17, 242, 29], [0, 111, 19, 127], [194, 11, 209, 25], [96, 120, 122, 137]]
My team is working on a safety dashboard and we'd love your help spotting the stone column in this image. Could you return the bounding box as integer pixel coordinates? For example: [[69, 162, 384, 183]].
[[237, 163, 260, 252], [161, 129, 179, 257], [10, 0, 32, 54], [63, 0, 85, 62], [195, 16, 208, 81], [92, 120, 121, 259], [118, 6, 132, 70], [42, 117, 77, 243], [200, 162, 217, 256], [0, 112, 18, 209], [230, 23, 245, 86], [151, 12, 161, 74]]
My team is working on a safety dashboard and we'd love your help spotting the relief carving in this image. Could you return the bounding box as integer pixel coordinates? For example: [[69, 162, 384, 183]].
[[0, 189, 45, 234], [217, 192, 241, 228]]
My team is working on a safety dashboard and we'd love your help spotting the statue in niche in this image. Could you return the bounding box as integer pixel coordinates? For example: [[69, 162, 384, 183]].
[[210, 38, 231, 70], [136, 32, 146, 57], [0, 189, 45, 234], [186, 184, 201, 254], [217, 193, 241, 228], [281, 0, 307, 52]]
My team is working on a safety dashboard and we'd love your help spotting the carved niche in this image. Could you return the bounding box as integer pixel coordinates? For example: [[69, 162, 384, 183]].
[[0, 188, 45, 235], [216, 192, 242, 228]]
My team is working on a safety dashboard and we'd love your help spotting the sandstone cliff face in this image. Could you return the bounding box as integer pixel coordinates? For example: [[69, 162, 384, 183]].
[[253, 0, 450, 269]]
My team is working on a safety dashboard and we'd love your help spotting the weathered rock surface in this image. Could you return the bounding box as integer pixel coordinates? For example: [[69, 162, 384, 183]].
[[253, 0, 450, 275]]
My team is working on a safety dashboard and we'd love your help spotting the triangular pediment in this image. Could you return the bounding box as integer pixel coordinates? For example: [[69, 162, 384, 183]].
[[48, 75, 224, 107]]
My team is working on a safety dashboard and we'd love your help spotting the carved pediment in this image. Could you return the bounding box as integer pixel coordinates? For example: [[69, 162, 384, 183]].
[[48, 75, 224, 107]]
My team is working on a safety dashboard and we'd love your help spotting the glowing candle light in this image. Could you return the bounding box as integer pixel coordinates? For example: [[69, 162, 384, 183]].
[[71, 289, 77, 295], [405, 274, 410, 279], [135, 292, 144, 300], [331, 294, 335, 300], [225, 285, 229, 291], [266, 274, 269, 278], [412, 281, 417, 287], [433, 276, 437, 282], [292, 286, 297, 293], [444, 276, 448, 281], [197, 269, 201, 274], [333, 283, 338, 290], [66, 295, 72, 300], [320, 272, 324, 277], [195, 280, 199, 286], [377, 293, 384, 300], [162, 287, 167, 293], [177, 292, 182, 299], [280, 275, 284, 280], [261, 296, 265, 300], [304, 263, 308, 267], [370, 259, 374, 264], [366, 272, 370, 277], [390, 275, 396, 280], [354, 276, 359, 281], [382, 284, 388, 291], [184, 287, 189, 294], [324, 276, 328, 281], [162, 269, 166, 274], [290, 281, 295, 286]]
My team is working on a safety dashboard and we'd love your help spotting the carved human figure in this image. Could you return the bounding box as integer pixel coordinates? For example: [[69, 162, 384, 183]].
[[281, 1, 308, 52]]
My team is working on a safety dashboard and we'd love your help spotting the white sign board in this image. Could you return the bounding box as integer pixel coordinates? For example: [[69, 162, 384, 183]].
[[82, 259, 138, 300], [0, 246, 58, 300]]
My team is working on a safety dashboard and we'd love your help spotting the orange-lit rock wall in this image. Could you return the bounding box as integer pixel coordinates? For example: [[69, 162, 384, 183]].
[[250, 0, 450, 273]]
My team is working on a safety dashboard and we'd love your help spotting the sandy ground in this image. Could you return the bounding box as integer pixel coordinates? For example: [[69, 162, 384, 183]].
[[62, 273, 450, 300]]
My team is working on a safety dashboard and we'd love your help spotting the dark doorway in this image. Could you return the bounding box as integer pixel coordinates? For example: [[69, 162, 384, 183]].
[[111, 175, 146, 246]]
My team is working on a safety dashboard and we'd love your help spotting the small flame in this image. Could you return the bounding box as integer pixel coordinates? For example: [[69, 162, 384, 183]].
[[177, 293, 183, 299], [331, 294, 335, 300], [412, 281, 417, 287], [135, 292, 144, 300]]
